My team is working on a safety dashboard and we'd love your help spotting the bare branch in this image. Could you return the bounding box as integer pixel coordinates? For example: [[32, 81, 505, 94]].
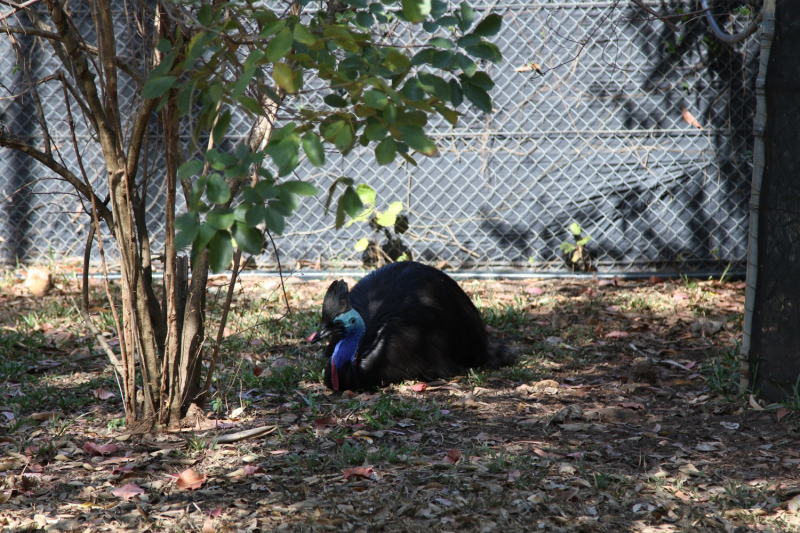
[[630, 0, 680, 32], [0, 125, 114, 227], [0, 23, 145, 86]]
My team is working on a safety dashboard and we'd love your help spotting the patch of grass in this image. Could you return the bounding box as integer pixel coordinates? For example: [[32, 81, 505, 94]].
[[360, 394, 442, 429], [780, 375, 800, 414], [592, 470, 612, 490], [703, 343, 744, 401]]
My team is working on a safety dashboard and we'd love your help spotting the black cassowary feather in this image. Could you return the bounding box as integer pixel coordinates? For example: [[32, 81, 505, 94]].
[[311, 261, 516, 391]]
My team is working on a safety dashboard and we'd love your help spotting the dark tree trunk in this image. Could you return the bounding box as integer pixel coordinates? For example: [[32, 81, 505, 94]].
[[750, 1, 800, 401]]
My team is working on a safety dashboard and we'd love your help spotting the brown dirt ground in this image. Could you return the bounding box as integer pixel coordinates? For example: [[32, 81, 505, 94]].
[[1, 272, 798, 533]]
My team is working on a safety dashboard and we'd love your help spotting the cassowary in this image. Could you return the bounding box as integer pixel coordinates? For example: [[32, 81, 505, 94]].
[[309, 262, 516, 391]]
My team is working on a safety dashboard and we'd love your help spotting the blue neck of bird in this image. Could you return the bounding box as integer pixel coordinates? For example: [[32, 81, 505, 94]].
[[332, 325, 364, 370]]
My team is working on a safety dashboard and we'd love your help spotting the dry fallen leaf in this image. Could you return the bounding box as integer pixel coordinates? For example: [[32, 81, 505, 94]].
[[408, 383, 427, 392], [92, 388, 117, 400], [343, 467, 374, 480], [83, 441, 120, 456], [443, 449, 461, 464], [515, 62, 542, 73], [749, 394, 764, 411], [110, 483, 145, 500], [203, 518, 214, 533], [31, 411, 62, 421], [605, 331, 629, 338], [312, 415, 338, 430], [681, 106, 702, 129], [777, 407, 791, 422], [175, 468, 208, 490]]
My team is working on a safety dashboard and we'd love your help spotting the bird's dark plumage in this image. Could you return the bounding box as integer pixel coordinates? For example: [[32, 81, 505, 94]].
[[313, 262, 516, 391]]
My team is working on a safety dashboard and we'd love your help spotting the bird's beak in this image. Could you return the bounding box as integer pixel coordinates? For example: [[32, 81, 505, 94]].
[[308, 325, 335, 343]]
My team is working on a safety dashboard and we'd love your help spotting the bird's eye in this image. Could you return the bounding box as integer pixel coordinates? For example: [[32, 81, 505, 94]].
[[349, 318, 355, 325]]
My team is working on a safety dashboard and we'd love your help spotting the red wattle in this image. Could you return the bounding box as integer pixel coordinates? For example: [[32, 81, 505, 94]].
[[331, 360, 339, 391]]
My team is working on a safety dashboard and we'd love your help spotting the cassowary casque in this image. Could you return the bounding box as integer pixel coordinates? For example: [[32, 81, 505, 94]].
[[309, 261, 516, 391]]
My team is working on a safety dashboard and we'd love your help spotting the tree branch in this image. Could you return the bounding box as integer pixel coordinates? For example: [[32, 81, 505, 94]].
[[0, 23, 145, 86], [630, 0, 680, 32], [0, 126, 114, 227]]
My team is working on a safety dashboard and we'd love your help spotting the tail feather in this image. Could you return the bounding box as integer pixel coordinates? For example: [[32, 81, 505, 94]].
[[485, 341, 518, 368]]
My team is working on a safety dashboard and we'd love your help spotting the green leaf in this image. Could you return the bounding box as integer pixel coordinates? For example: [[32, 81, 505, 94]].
[[175, 212, 199, 232], [398, 125, 439, 157], [418, 73, 450, 101], [208, 231, 233, 273], [430, 0, 447, 18], [273, 62, 297, 93], [324, 94, 349, 108], [411, 48, 435, 66], [455, 53, 477, 76], [355, 12, 375, 28], [375, 137, 397, 165], [156, 39, 173, 54], [280, 181, 317, 196], [177, 82, 194, 114], [293, 23, 317, 46], [232, 222, 263, 255], [231, 66, 255, 98], [175, 225, 199, 251], [178, 160, 203, 179], [354, 238, 370, 252], [302, 132, 326, 167], [245, 203, 265, 226], [365, 122, 387, 141], [401, 0, 431, 23], [208, 82, 224, 103], [334, 125, 354, 153], [198, 3, 213, 26], [447, 79, 463, 107], [142, 76, 176, 99], [207, 208, 235, 230], [237, 95, 262, 115], [206, 173, 231, 204], [464, 71, 495, 91], [457, 34, 481, 48], [266, 131, 300, 170], [356, 183, 376, 206], [263, 206, 286, 234], [276, 188, 300, 212], [383, 103, 397, 124], [472, 13, 503, 37], [384, 48, 411, 73], [375, 201, 403, 227], [195, 222, 216, 251], [402, 77, 426, 101], [461, 82, 493, 113], [465, 42, 503, 63], [234, 203, 250, 223], [576, 236, 591, 246], [212, 109, 231, 146], [428, 37, 454, 49], [363, 90, 389, 110], [431, 50, 454, 69], [260, 19, 286, 39], [267, 27, 293, 62], [242, 186, 262, 204], [459, 2, 476, 30], [341, 186, 364, 218], [569, 222, 582, 236]]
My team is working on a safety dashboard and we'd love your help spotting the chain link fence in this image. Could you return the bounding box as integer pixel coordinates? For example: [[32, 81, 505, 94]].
[[0, 1, 759, 272]]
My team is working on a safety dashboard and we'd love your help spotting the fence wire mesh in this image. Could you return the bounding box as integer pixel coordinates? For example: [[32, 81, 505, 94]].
[[0, 1, 759, 272]]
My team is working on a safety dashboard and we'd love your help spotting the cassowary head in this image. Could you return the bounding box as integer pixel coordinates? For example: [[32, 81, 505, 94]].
[[310, 280, 366, 391]]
